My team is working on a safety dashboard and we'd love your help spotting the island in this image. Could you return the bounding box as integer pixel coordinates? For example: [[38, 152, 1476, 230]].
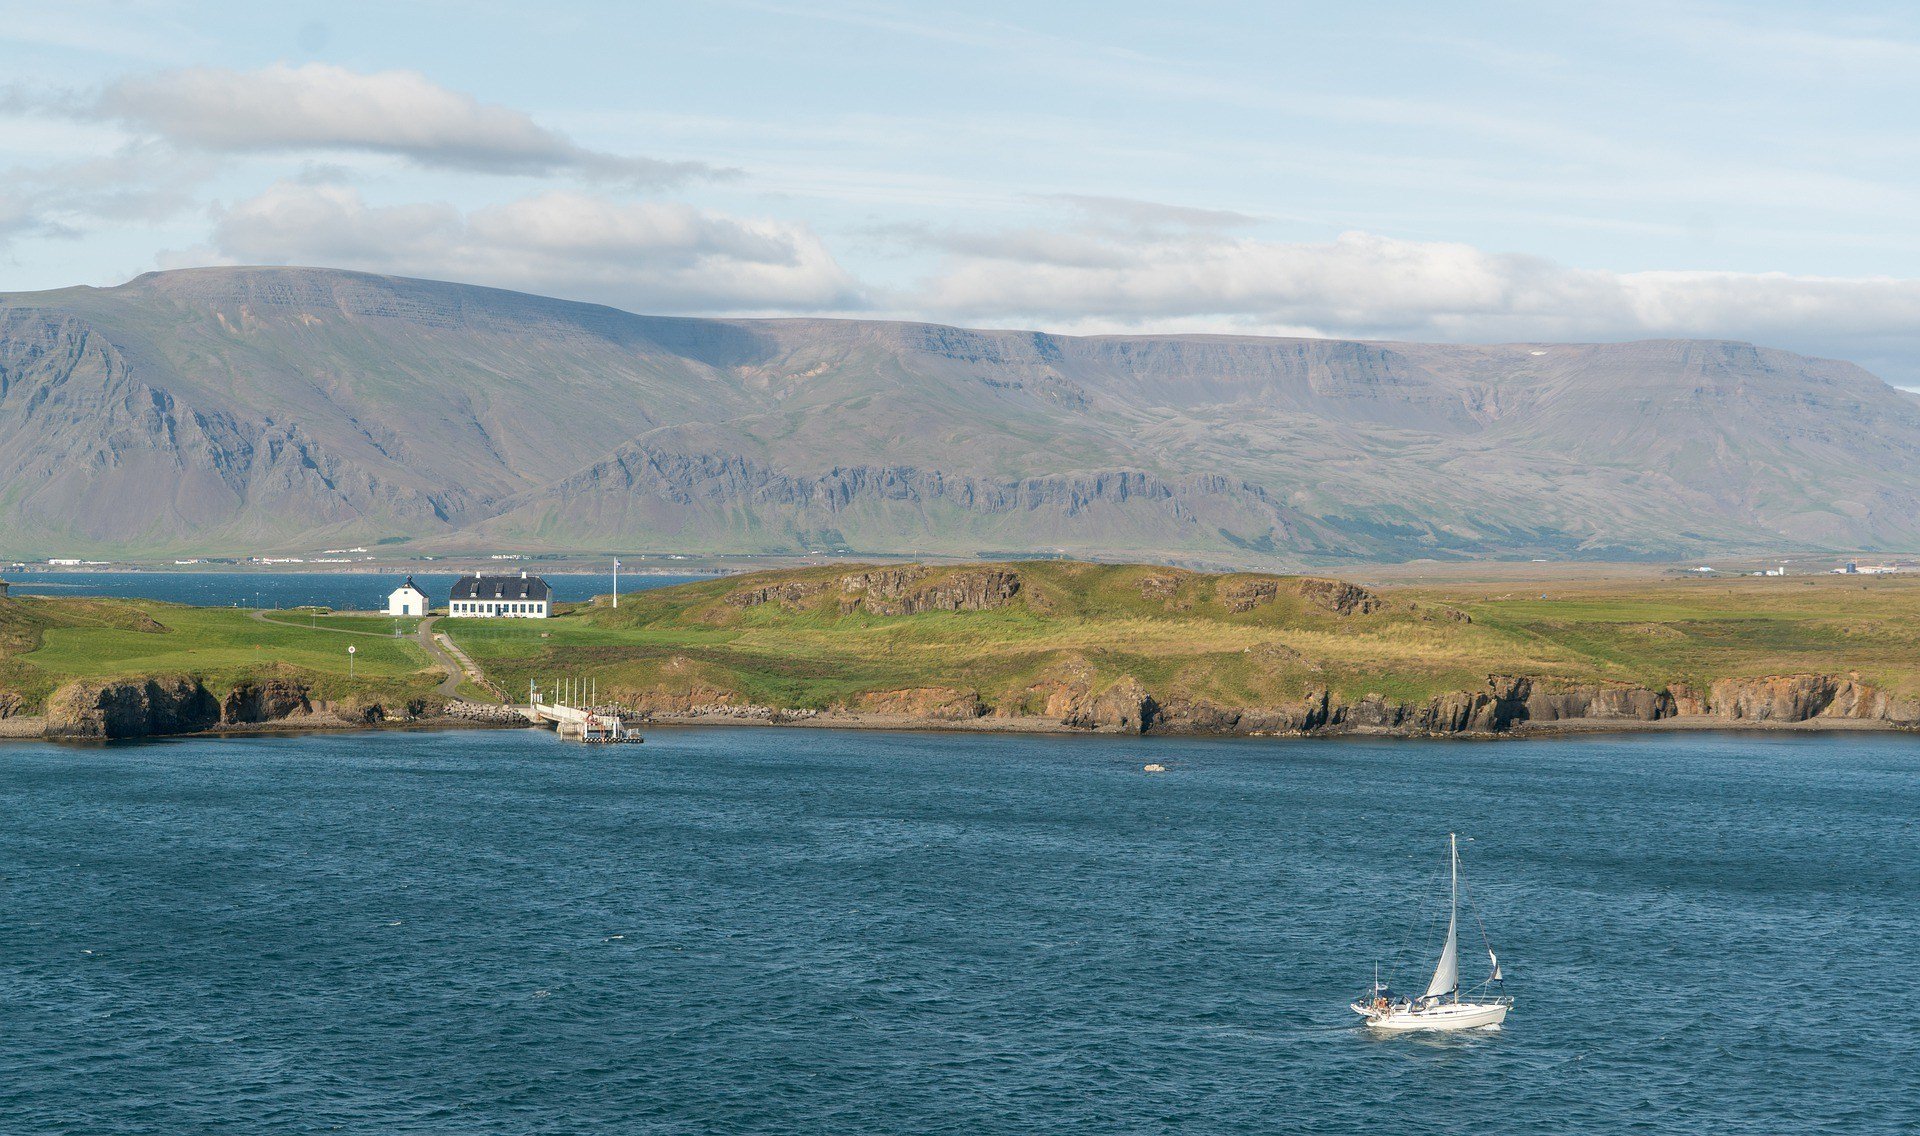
[[3, 561, 1917, 740]]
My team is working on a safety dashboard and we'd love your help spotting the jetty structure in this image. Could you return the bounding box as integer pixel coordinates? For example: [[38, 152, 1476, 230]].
[[525, 680, 641, 743]]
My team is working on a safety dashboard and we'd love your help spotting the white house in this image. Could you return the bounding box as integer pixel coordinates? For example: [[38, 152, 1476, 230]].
[[448, 571, 551, 618], [386, 576, 431, 617]]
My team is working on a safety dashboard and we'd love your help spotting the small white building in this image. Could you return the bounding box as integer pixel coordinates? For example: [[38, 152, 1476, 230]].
[[448, 571, 551, 618], [386, 576, 431, 617]]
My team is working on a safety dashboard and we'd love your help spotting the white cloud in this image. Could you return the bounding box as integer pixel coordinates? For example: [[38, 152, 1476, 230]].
[[914, 222, 1920, 378], [90, 64, 724, 185], [186, 182, 860, 313], [0, 140, 215, 245]]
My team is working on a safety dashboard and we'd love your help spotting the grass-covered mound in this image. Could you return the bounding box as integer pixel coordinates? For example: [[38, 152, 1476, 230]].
[[0, 597, 441, 722], [445, 560, 1920, 729]]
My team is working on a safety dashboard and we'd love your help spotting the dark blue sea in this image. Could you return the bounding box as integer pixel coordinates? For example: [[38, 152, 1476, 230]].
[[1, 727, 1915, 1134], [1, 571, 704, 610]]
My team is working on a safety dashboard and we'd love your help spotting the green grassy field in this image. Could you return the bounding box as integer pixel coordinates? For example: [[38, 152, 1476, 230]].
[[440, 561, 1920, 717], [0, 598, 440, 711], [5, 564, 1918, 725]]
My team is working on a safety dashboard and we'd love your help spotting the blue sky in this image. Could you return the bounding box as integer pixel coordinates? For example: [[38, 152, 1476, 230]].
[[6, 1, 1920, 382]]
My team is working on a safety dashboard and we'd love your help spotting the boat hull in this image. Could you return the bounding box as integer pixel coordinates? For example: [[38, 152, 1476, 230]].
[[1354, 1000, 1509, 1033]]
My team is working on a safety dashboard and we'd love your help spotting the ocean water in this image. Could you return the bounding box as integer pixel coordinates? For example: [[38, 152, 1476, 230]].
[[0, 727, 1914, 1134], [1, 570, 704, 610]]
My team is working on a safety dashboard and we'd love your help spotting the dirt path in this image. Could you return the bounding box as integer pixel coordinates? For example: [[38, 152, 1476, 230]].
[[412, 616, 467, 697], [418, 617, 508, 702], [246, 609, 503, 703]]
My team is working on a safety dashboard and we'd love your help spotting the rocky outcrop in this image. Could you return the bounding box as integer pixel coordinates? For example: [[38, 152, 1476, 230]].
[[1218, 578, 1279, 613], [1137, 571, 1189, 603], [725, 579, 830, 609], [846, 687, 989, 720], [1702, 675, 1920, 722], [1217, 576, 1381, 615], [838, 567, 1022, 615], [1021, 671, 1917, 737], [40, 676, 447, 739], [1296, 578, 1382, 616], [222, 678, 313, 723], [1015, 663, 1159, 732], [725, 566, 1024, 616], [44, 678, 222, 739]]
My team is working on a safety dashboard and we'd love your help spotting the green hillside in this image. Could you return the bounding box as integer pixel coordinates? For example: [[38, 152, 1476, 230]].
[[444, 562, 1920, 727], [6, 564, 1919, 735], [0, 598, 438, 717]]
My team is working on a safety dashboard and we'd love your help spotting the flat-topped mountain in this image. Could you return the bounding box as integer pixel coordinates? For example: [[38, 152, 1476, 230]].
[[3, 265, 1917, 561]]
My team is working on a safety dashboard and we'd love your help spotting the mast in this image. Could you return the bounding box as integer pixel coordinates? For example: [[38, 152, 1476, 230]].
[[1422, 831, 1461, 1002], [1450, 833, 1459, 1002]]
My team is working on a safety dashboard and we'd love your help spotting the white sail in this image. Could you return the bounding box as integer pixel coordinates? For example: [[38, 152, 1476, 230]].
[[1423, 912, 1458, 998], [1421, 833, 1460, 1000], [1489, 950, 1502, 981]]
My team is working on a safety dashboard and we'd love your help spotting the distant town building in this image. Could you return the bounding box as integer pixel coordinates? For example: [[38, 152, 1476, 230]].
[[448, 572, 551, 618], [386, 576, 431, 617], [48, 558, 82, 566]]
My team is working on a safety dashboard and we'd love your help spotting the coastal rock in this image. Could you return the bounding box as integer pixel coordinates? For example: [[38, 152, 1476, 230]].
[[847, 686, 988, 720], [1516, 678, 1673, 722], [44, 677, 221, 739], [1037, 675, 1158, 732], [1702, 674, 1913, 722], [222, 677, 313, 723]]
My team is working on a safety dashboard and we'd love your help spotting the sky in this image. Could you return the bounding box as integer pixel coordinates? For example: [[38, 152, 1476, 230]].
[[5, 0, 1920, 384]]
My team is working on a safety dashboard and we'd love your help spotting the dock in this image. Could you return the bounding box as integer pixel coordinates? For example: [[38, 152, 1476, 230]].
[[526, 699, 643, 742]]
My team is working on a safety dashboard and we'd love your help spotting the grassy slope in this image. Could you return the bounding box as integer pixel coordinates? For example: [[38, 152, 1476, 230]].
[[0, 598, 442, 712], [446, 562, 1920, 714], [6, 566, 1916, 724]]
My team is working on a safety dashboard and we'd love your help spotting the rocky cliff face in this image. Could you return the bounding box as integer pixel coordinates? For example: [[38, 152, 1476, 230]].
[[43, 678, 223, 739], [39, 676, 446, 739], [1057, 672, 1920, 736]]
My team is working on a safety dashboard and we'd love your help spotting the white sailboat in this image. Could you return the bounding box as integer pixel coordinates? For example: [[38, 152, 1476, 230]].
[[1351, 833, 1512, 1033]]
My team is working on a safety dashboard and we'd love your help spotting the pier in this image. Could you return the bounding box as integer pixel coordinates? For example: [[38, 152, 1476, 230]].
[[524, 686, 643, 742]]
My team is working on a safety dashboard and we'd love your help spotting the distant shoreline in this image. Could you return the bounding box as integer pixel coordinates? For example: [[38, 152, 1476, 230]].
[[5, 709, 1911, 746]]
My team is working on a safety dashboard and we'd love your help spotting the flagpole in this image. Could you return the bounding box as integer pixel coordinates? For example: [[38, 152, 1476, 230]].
[[613, 558, 619, 609]]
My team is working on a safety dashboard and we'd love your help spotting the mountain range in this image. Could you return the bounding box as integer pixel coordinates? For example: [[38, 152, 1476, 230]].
[[3, 265, 1918, 564]]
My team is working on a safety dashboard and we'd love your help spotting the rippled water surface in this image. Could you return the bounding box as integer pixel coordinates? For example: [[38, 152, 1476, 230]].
[[2, 728, 1915, 1133]]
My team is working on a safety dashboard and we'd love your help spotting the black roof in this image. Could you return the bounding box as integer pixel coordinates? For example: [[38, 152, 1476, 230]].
[[451, 574, 551, 601]]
